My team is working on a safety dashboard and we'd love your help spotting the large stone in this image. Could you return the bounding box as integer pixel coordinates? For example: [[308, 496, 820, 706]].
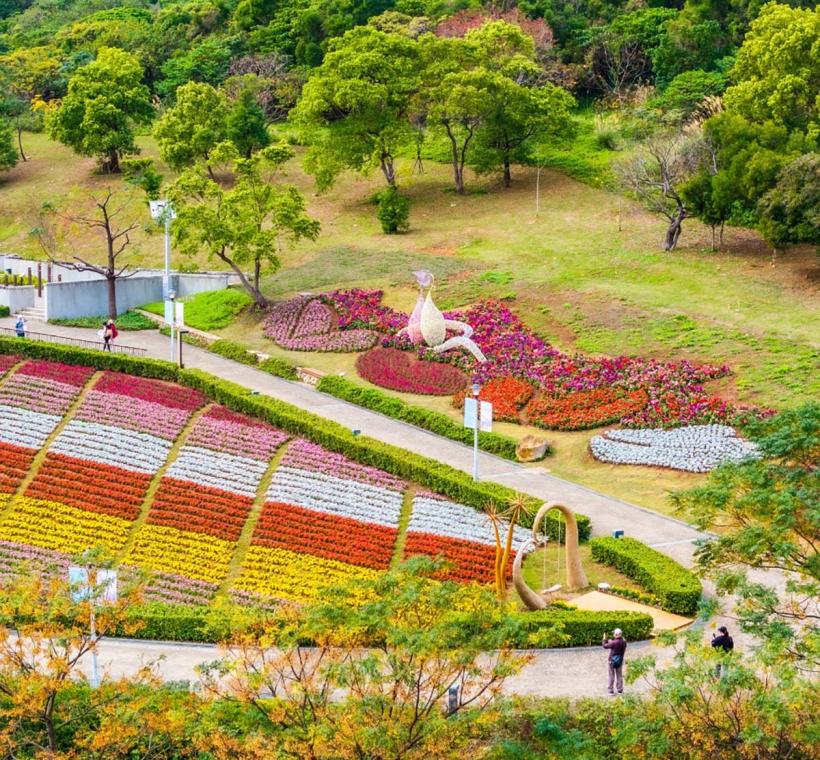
[[516, 435, 550, 462]]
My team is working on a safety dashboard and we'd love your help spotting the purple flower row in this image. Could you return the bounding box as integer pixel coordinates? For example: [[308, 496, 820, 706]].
[[263, 295, 313, 342], [186, 414, 289, 461], [291, 299, 334, 338], [276, 329, 379, 352], [75, 390, 192, 441], [0, 375, 84, 416]]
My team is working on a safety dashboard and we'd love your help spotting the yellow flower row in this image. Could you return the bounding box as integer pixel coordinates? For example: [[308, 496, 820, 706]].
[[234, 545, 380, 603], [0, 497, 130, 555], [126, 523, 235, 585]]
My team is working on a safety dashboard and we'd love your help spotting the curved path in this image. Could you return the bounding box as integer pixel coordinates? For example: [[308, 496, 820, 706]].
[[3, 316, 726, 696]]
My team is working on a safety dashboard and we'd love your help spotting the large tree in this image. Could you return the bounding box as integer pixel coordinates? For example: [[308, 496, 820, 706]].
[[47, 47, 152, 173], [153, 81, 228, 177], [170, 143, 320, 308], [757, 152, 820, 248], [292, 26, 422, 190], [226, 85, 271, 158], [0, 119, 17, 172]]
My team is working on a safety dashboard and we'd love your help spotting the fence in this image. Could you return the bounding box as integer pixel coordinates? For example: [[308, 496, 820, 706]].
[[0, 327, 147, 356]]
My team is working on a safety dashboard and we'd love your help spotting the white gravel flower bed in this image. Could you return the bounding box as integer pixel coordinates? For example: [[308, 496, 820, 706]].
[[167, 446, 267, 497], [50, 420, 172, 474], [268, 467, 403, 527], [0, 404, 60, 449], [590, 424, 759, 473], [408, 496, 530, 548]]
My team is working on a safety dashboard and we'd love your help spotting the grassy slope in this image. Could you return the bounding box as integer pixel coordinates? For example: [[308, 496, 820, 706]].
[[2, 132, 817, 515]]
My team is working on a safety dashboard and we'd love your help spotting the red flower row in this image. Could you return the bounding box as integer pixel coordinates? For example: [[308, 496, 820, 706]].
[[0, 442, 36, 494], [16, 360, 95, 387], [95, 372, 206, 411], [253, 502, 397, 570], [26, 454, 151, 521], [205, 404, 270, 429], [0, 355, 21, 377], [146, 478, 253, 542], [404, 532, 506, 584], [357, 348, 469, 396], [526, 388, 649, 431], [453, 376, 535, 422]]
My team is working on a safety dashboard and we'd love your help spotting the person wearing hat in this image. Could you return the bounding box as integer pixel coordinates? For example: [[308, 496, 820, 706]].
[[711, 625, 734, 678], [603, 628, 627, 695]]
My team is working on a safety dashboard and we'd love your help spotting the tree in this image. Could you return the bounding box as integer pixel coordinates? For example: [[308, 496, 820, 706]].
[[724, 3, 819, 132], [616, 135, 700, 250], [38, 187, 143, 318], [47, 47, 152, 173], [673, 403, 819, 667], [153, 81, 228, 177], [170, 143, 320, 308], [0, 120, 17, 172], [757, 153, 820, 248], [200, 559, 535, 758], [227, 86, 271, 158], [293, 26, 422, 190]]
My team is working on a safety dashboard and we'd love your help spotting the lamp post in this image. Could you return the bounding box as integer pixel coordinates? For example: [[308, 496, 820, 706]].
[[149, 200, 177, 362], [471, 382, 480, 482]]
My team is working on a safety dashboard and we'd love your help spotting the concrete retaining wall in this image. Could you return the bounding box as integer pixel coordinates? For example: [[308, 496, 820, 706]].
[[0, 286, 36, 313]]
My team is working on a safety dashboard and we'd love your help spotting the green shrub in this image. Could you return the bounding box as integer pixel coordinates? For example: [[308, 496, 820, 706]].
[[511, 608, 654, 646], [0, 306, 9, 318], [159, 325, 210, 348], [181, 289, 252, 330], [590, 537, 702, 615], [317, 375, 530, 462], [208, 339, 259, 366], [0, 339, 589, 539], [376, 187, 410, 234], [259, 356, 298, 380], [50, 311, 158, 330]]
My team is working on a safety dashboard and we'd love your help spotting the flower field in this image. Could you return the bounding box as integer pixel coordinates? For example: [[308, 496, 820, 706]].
[[357, 347, 469, 395], [0, 359, 534, 610]]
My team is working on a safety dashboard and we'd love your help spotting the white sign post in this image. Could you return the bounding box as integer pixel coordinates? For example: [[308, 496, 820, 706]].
[[68, 566, 118, 689], [464, 386, 492, 482]]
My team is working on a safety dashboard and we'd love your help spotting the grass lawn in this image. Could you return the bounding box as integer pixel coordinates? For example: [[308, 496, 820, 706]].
[[3, 131, 816, 516]]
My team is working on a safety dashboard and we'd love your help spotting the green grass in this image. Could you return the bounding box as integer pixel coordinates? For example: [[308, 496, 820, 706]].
[[142, 288, 253, 331], [49, 311, 157, 330]]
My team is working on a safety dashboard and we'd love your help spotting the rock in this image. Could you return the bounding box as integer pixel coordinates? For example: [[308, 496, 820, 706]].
[[517, 435, 550, 462]]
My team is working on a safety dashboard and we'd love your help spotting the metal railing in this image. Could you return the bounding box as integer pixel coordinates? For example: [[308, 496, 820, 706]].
[[0, 327, 147, 356]]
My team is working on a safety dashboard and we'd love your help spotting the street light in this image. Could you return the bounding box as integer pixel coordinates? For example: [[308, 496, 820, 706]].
[[149, 200, 177, 362], [471, 382, 481, 482]]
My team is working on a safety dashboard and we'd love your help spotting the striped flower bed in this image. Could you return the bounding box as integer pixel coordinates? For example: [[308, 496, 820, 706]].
[[186, 406, 289, 460], [166, 447, 268, 497], [75, 390, 194, 440], [0, 355, 20, 377], [0, 539, 69, 583], [0, 442, 36, 494], [0, 405, 60, 449], [0, 375, 87, 416], [93, 372, 205, 411]]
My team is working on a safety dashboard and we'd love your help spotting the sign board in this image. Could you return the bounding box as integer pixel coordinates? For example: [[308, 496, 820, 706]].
[[464, 398, 493, 432], [148, 200, 176, 222], [68, 566, 118, 603], [164, 299, 174, 325], [175, 301, 184, 328]]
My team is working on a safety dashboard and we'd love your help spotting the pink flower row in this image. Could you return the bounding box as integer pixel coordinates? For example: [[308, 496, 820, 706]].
[[0, 374, 84, 416], [186, 411, 290, 461], [75, 390, 193, 441]]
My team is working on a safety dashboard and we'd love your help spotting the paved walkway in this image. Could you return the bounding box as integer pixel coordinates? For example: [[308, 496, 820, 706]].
[[3, 316, 725, 697]]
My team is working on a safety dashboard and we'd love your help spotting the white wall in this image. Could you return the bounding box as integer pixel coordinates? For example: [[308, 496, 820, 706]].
[[0, 286, 36, 313]]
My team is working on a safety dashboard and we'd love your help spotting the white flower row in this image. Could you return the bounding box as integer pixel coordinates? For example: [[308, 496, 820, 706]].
[[167, 446, 267, 497], [268, 466, 402, 527], [408, 496, 530, 549], [50, 420, 172, 474], [590, 424, 760, 473], [0, 404, 60, 449]]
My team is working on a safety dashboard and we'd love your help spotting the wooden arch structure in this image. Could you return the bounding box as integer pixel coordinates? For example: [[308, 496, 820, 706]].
[[513, 501, 589, 611]]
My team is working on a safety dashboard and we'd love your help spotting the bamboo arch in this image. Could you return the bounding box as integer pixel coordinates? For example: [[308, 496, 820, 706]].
[[513, 501, 589, 611]]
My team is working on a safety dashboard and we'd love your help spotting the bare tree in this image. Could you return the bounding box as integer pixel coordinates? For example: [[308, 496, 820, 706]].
[[589, 34, 652, 104], [616, 135, 701, 251], [38, 188, 141, 318]]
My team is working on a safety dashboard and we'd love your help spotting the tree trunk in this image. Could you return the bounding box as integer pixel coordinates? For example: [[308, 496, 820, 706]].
[[444, 124, 465, 194], [711, 225, 716, 251], [216, 249, 269, 309], [719, 222, 725, 248], [502, 156, 511, 188], [207, 164, 217, 182], [663, 207, 686, 251], [104, 150, 120, 173], [106, 276, 117, 318], [16, 120, 26, 162], [379, 154, 396, 188]]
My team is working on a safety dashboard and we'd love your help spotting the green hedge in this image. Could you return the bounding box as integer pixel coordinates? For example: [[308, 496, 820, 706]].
[[317, 375, 531, 462], [0, 306, 10, 318], [512, 608, 654, 646], [0, 339, 589, 539], [259, 356, 298, 381], [50, 311, 157, 330], [590, 537, 702, 616], [208, 339, 259, 366]]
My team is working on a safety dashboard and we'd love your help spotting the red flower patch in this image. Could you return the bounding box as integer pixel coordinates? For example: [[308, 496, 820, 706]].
[[26, 453, 151, 520], [404, 532, 509, 584], [357, 348, 468, 396], [146, 478, 253, 542], [0, 355, 21, 378], [453, 376, 534, 422], [16, 360, 95, 387], [94, 372, 206, 411], [253, 502, 397, 570], [525, 388, 648, 431], [0, 442, 36, 494]]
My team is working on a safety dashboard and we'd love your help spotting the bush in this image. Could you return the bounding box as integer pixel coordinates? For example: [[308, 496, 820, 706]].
[[318, 375, 527, 461], [511, 608, 654, 646], [652, 69, 727, 117], [0, 338, 589, 539], [376, 187, 410, 234], [590, 537, 702, 615], [259, 356, 298, 380], [158, 325, 210, 348], [0, 306, 9, 318], [50, 311, 158, 330], [123, 602, 264, 643], [208, 339, 259, 366]]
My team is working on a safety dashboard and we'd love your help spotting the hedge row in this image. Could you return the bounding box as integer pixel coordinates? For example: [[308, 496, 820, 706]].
[[118, 602, 653, 647], [208, 339, 259, 366], [0, 338, 588, 538], [317, 375, 529, 462], [590, 537, 702, 616], [0, 306, 10, 318]]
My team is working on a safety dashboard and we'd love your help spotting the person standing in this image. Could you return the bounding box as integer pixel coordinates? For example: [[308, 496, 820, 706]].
[[603, 628, 627, 695], [102, 319, 116, 351], [14, 314, 26, 338], [711, 625, 734, 678]]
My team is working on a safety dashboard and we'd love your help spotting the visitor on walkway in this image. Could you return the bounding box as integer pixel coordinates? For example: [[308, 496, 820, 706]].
[[14, 314, 26, 338], [711, 625, 734, 678], [603, 628, 627, 695], [102, 319, 117, 351]]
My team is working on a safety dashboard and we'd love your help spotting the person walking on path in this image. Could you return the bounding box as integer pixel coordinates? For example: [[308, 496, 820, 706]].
[[102, 319, 117, 351], [14, 314, 26, 338], [603, 628, 627, 695], [711, 625, 734, 678]]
